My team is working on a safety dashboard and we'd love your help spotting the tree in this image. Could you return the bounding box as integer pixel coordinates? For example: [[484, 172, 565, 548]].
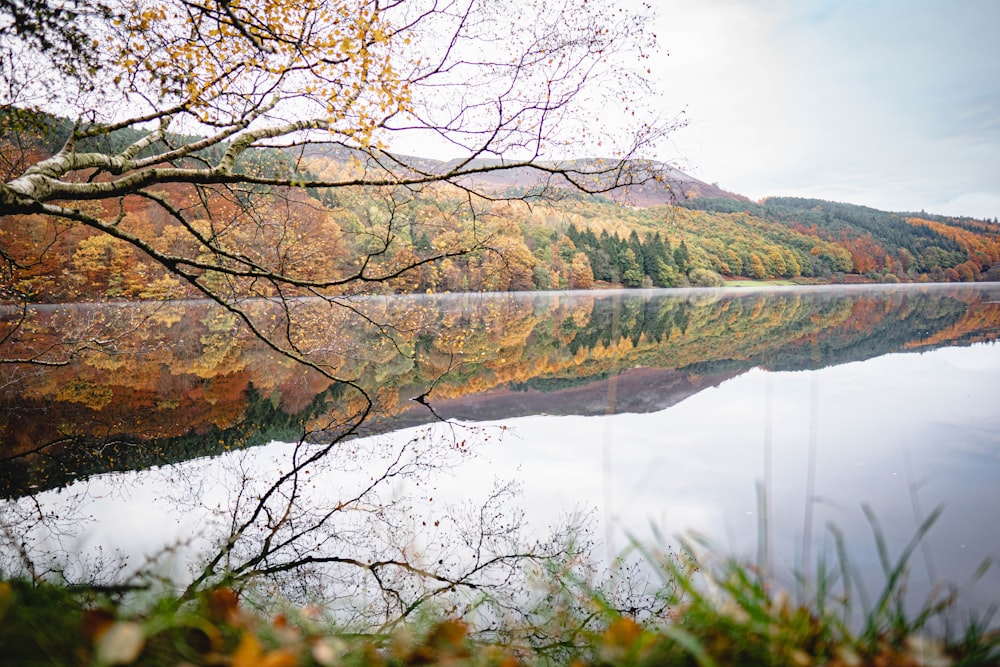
[[620, 247, 643, 287], [673, 239, 690, 273], [568, 252, 594, 289], [3, 1, 667, 300]]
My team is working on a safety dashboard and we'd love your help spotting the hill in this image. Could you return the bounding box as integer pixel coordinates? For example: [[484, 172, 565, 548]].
[[297, 142, 748, 206], [2, 134, 999, 302], [681, 196, 1000, 282], [434, 157, 747, 206]]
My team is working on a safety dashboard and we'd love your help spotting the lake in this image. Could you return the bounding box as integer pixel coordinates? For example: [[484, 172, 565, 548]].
[[2, 283, 999, 624]]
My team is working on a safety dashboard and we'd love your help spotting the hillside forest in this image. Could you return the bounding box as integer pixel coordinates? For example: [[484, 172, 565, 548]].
[[3, 125, 1000, 303]]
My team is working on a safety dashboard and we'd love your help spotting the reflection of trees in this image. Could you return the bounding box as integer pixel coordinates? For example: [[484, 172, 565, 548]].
[[2, 421, 622, 634], [3, 417, 679, 643], [0, 296, 426, 496], [682, 288, 984, 375], [0, 383, 349, 498], [182, 428, 582, 626], [4, 286, 1000, 497], [558, 286, 1000, 378]]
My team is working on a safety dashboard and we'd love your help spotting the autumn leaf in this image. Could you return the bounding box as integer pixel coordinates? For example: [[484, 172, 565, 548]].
[[94, 621, 146, 665]]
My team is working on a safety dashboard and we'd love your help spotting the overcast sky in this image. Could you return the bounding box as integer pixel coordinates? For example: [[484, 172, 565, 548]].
[[650, 0, 1000, 219]]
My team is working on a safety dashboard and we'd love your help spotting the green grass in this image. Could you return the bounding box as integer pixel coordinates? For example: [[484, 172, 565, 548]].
[[2, 510, 998, 666]]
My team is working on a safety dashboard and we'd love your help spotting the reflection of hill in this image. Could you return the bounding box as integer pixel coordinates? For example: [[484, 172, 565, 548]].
[[685, 287, 994, 374], [2, 285, 1000, 497], [0, 384, 344, 499], [385, 367, 742, 430]]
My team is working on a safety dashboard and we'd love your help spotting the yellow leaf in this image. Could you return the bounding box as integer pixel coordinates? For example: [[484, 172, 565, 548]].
[[95, 621, 146, 665], [232, 634, 263, 667], [261, 649, 299, 667]]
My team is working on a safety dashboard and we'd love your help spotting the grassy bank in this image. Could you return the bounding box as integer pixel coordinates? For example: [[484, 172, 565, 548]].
[[3, 525, 998, 667]]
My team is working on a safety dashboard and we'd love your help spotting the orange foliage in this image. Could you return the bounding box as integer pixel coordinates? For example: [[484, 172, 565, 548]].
[[908, 217, 1000, 270]]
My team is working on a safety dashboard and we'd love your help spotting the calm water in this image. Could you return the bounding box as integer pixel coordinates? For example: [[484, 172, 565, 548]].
[[2, 284, 1000, 620]]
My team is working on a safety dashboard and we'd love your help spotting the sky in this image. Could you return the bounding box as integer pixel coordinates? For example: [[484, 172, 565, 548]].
[[648, 0, 1000, 219]]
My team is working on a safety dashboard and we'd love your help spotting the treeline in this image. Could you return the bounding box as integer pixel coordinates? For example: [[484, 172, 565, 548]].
[[6, 186, 1000, 303], [565, 226, 688, 287], [683, 197, 1000, 283], [5, 126, 1000, 302]]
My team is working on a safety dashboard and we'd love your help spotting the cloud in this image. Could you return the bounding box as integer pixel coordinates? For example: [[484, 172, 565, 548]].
[[653, 0, 1000, 218]]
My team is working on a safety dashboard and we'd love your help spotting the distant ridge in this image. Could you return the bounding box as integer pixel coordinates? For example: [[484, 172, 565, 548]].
[[438, 158, 748, 206], [302, 144, 747, 206]]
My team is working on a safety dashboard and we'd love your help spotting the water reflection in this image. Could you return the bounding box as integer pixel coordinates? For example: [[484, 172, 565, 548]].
[[465, 346, 1000, 617], [2, 285, 1000, 623], [3, 284, 1000, 498]]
